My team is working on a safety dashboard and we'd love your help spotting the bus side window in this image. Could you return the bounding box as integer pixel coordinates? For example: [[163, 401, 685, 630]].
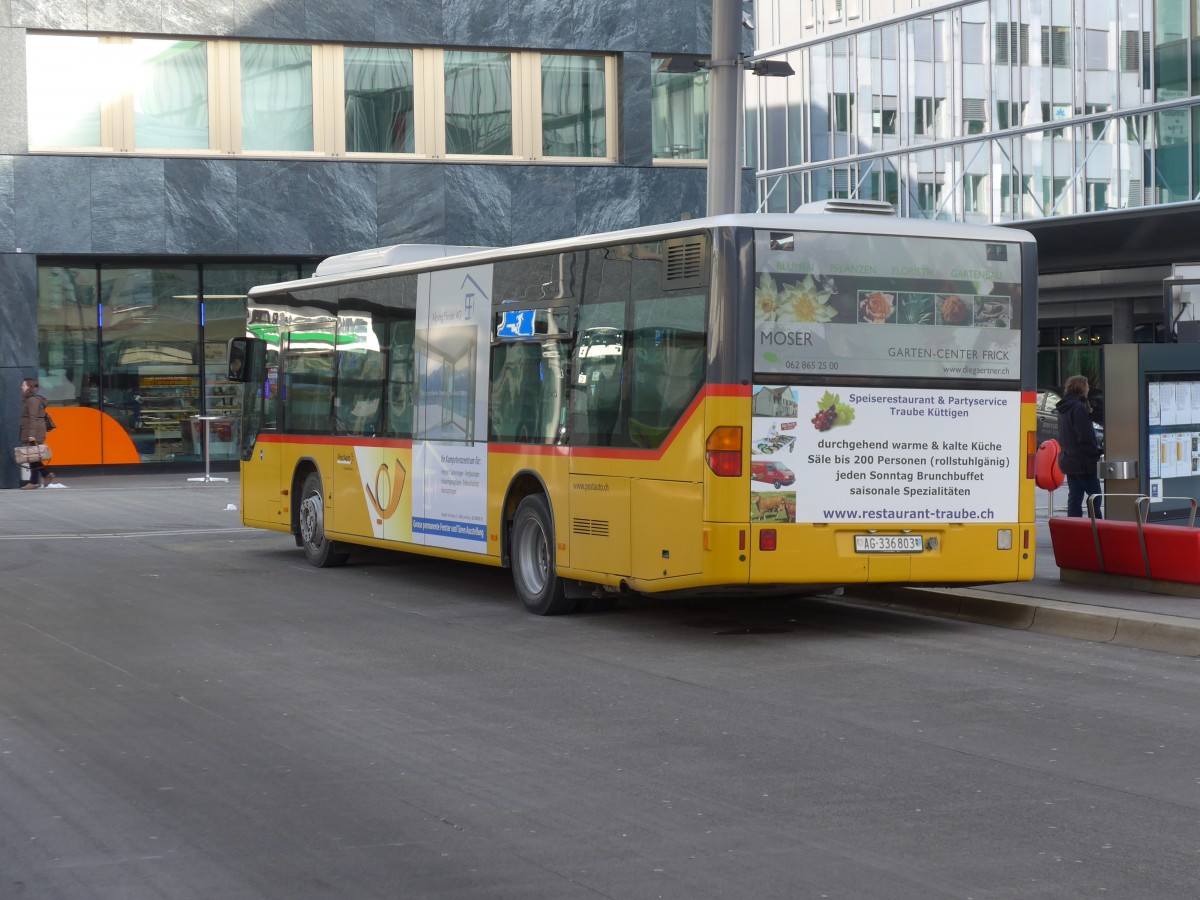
[[570, 326, 625, 446], [334, 315, 387, 436], [387, 320, 416, 439], [280, 320, 337, 434], [490, 341, 566, 444], [335, 350, 384, 436], [628, 295, 706, 449]]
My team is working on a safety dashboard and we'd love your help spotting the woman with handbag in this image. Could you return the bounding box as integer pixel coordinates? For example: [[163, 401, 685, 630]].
[[18, 377, 54, 489]]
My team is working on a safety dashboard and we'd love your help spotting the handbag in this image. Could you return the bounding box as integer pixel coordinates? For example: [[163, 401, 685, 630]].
[[13, 443, 51, 465]]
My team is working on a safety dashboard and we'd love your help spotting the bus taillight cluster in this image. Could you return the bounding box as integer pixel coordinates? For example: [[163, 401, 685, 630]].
[[706, 426, 743, 477]]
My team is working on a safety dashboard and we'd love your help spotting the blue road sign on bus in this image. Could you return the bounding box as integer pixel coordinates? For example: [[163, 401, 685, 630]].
[[497, 309, 535, 338]]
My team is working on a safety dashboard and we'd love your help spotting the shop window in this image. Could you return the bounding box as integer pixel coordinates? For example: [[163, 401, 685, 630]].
[[101, 266, 202, 461], [36, 266, 101, 409], [36, 260, 306, 465]]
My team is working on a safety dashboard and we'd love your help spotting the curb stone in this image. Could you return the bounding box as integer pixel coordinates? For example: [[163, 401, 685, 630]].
[[838, 585, 1200, 657]]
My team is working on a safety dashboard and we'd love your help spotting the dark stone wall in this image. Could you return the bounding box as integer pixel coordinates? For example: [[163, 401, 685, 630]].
[[5, 0, 711, 51]]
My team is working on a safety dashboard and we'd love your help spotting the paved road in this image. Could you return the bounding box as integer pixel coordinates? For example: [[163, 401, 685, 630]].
[[3, 482, 1200, 898]]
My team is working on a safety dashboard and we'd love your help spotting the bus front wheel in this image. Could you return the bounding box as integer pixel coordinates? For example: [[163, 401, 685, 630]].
[[511, 495, 574, 615], [299, 473, 349, 568]]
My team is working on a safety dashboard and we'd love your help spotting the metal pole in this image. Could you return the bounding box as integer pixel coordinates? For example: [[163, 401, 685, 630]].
[[706, 0, 743, 216]]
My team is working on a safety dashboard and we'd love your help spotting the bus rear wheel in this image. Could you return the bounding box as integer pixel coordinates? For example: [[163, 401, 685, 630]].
[[299, 473, 349, 568], [511, 495, 574, 615]]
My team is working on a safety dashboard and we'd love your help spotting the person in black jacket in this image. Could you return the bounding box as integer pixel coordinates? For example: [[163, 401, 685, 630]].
[[1056, 374, 1102, 517]]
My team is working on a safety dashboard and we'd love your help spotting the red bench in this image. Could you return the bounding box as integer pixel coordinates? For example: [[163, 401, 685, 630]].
[[1144, 525, 1200, 583], [1049, 513, 1200, 585], [1048, 516, 1102, 572]]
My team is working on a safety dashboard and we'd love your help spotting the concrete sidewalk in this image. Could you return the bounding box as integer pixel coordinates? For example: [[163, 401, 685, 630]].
[[10, 470, 1200, 655], [842, 513, 1200, 657]]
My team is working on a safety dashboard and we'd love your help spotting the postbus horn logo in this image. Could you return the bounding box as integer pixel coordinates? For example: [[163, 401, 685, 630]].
[[365, 459, 407, 520]]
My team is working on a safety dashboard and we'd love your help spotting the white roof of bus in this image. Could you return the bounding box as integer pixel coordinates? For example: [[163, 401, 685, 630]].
[[248, 212, 1035, 297]]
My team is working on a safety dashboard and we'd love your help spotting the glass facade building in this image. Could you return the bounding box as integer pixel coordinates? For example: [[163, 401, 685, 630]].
[[749, 0, 1200, 391], [751, 0, 1195, 219]]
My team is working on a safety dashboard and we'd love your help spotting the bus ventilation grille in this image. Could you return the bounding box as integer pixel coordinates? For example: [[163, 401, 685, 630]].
[[572, 518, 610, 537], [663, 237, 706, 289]]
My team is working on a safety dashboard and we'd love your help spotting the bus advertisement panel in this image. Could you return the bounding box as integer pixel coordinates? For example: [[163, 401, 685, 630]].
[[753, 231, 1022, 380], [749, 384, 1020, 525], [411, 266, 492, 553]]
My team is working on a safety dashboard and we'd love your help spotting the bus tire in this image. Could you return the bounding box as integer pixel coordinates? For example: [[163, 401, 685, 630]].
[[511, 494, 574, 615], [299, 472, 349, 568]]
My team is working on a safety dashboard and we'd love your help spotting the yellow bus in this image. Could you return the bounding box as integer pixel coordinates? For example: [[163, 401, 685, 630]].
[[229, 204, 1039, 614]]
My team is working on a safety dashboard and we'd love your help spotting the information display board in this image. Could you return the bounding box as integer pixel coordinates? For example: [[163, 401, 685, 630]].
[[1145, 375, 1200, 508], [753, 230, 1023, 381], [1102, 344, 1200, 523]]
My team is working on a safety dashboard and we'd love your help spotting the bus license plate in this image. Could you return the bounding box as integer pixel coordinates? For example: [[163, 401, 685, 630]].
[[854, 534, 923, 553]]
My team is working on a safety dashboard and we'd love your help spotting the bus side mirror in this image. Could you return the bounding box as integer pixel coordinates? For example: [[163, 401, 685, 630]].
[[227, 337, 265, 382]]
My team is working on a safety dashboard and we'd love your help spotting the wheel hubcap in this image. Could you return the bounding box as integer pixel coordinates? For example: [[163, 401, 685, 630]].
[[300, 493, 322, 546]]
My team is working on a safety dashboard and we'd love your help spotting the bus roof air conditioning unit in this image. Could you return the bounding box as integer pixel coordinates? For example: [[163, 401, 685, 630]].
[[793, 199, 896, 216], [314, 244, 488, 277]]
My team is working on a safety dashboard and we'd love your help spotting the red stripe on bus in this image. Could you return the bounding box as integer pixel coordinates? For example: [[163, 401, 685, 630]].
[[256, 383, 747, 460], [256, 434, 413, 449], [703, 382, 749, 396]]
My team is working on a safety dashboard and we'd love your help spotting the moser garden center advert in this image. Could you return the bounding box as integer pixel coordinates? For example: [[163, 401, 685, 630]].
[[750, 230, 1023, 527]]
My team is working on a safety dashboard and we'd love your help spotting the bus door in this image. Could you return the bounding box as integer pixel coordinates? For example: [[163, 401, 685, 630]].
[[330, 312, 404, 541], [235, 342, 283, 530]]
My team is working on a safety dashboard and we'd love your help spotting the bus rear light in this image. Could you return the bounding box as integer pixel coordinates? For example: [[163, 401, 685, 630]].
[[1025, 430, 1037, 478], [759, 529, 777, 551], [706, 426, 742, 477], [1023, 529, 1030, 550], [997, 529, 1013, 550]]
